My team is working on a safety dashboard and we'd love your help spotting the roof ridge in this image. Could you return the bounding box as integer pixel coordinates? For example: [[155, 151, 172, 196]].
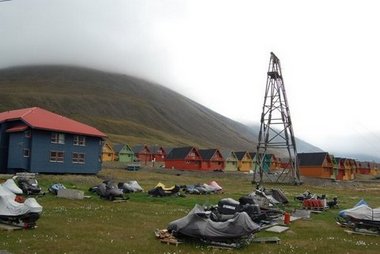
[[20, 107, 38, 118]]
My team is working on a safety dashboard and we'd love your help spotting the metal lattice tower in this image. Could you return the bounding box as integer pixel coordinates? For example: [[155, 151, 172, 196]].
[[253, 52, 300, 185]]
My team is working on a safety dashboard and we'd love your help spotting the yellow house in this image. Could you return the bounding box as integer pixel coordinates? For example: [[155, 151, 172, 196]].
[[235, 151, 252, 172], [102, 142, 115, 162]]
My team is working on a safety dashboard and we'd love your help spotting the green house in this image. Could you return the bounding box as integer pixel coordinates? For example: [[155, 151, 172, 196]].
[[114, 144, 135, 163], [221, 150, 238, 171], [251, 152, 272, 173]]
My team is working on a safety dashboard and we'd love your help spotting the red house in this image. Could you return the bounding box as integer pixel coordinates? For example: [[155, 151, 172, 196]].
[[132, 144, 152, 165], [357, 161, 371, 175], [165, 146, 203, 170], [199, 149, 225, 171], [150, 145, 169, 162]]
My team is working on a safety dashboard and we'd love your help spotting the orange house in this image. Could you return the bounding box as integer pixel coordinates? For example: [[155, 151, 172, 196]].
[[298, 152, 333, 179], [102, 142, 116, 162], [335, 157, 351, 180]]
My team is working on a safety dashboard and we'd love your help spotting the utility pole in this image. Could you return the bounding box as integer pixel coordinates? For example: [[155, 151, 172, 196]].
[[253, 52, 301, 185]]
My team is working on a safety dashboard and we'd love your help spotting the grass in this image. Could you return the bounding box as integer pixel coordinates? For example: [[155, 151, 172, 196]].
[[1, 168, 380, 254]]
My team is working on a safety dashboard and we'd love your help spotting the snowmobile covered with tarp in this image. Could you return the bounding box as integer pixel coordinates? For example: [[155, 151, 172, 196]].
[[167, 204, 260, 248], [148, 182, 180, 197], [89, 180, 128, 201], [337, 199, 380, 234], [118, 180, 144, 193], [182, 181, 223, 195], [48, 183, 66, 195], [0, 179, 42, 228]]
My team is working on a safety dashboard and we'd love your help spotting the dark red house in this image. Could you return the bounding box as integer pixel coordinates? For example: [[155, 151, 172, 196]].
[[165, 146, 203, 170], [150, 145, 169, 162], [199, 149, 225, 171], [357, 161, 371, 174], [132, 144, 152, 165]]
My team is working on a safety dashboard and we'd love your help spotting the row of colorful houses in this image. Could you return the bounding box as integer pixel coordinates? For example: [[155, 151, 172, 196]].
[[103, 142, 380, 180], [1, 107, 379, 180], [102, 143, 168, 164], [298, 152, 380, 180]]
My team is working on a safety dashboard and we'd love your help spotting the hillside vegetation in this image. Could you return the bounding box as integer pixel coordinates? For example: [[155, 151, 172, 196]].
[[0, 65, 319, 153]]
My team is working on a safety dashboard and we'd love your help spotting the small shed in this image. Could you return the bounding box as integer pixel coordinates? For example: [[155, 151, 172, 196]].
[[113, 144, 135, 163], [199, 148, 225, 171], [165, 146, 202, 170], [235, 151, 253, 172], [298, 152, 333, 179], [221, 150, 238, 172]]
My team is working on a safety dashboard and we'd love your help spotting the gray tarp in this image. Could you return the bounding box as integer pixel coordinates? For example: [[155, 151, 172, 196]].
[[168, 204, 260, 240], [121, 181, 143, 192], [339, 204, 380, 221]]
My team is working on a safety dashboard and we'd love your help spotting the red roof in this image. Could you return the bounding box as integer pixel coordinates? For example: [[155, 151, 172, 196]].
[[0, 107, 106, 138]]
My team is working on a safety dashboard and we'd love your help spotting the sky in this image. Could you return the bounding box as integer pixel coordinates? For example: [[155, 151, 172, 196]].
[[1, 0, 380, 159]]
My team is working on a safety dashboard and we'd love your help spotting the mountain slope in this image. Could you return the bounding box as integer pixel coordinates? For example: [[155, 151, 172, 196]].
[[0, 65, 320, 153]]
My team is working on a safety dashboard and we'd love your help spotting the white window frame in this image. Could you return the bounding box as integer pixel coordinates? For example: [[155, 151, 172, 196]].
[[73, 136, 86, 146], [72, 152, 85, 164], [24, 130, 31, 138], [51, 133, 65, 144], [23, 148, 30, 157], [50, 151, 64, 163]]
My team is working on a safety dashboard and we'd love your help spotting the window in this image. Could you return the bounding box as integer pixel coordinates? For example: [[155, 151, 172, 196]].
[[73, 136, 86, 146], [72, 153, 85, 164], [50, 151, 64, 162], [23, 148, 30, 157], [24, 130, 31, 138], [51, 133, 65, 144]]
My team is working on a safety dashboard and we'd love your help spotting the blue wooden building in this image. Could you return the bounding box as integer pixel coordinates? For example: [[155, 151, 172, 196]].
[[0, 107, 106, 174]]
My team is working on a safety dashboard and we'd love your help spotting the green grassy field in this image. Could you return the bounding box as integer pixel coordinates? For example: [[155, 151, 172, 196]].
[[1, 168, 380, 254]]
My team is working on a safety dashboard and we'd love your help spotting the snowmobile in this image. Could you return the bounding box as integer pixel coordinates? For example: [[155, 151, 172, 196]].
[[148, 182, 180, 197], [0, 179, 42, 228], [15, 177, 42, 195], [117, 180, 144, 193], [182, 181, 223, 195], [337, 200, 380, 234], [167, 204, 260, 248], [48, 183, 66, 195], [90, 180, 128, 201], [214, 197, 282, 225]]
